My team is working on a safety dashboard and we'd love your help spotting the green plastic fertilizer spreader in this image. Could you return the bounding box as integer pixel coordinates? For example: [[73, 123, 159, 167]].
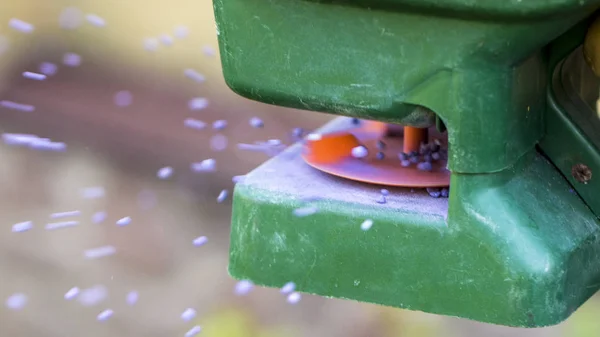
[[213, 0, 600, 327]]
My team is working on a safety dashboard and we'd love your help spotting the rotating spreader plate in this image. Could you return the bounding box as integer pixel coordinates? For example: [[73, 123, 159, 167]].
[[302, 121, 450, 188]]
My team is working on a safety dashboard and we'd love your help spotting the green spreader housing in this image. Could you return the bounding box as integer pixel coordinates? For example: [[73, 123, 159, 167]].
[[213, 0, 600, 327]]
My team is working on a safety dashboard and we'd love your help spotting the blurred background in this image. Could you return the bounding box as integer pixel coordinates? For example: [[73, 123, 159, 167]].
[[0, 1, 599, 336]]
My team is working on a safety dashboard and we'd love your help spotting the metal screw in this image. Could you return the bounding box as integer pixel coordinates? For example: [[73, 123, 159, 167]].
[[572, 163, 592, 184]]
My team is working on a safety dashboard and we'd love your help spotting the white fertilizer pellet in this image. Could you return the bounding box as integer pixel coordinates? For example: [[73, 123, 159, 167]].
[[280, 282, 296, 294], [5, 293, 27, 310], [360, 219, 373, 231], [234, 280, 254, 295], [193, 236, 208, 247], [351, 145, 368, 158], [9, 18, 34, 33], [91, 211, 107, 224], [85, 14, 106, 27], [81, 186, 105, 199], [181, 308, 197, 321], [126, 291, 138, 305], [184, 118, 207, 130], [116, 217, 131, 226], [45, 221, 79, 230], [185, 326, 202, 337], [217, 189, 229, 203], [184, 69, 205, 83], [22, 71, 46, 81], [12, 221, 33, 233], [64, 287, 80, 300], [63, 53, 82, 67], [1, 100, 35, 112], [210, 134, 228, 152], [293, 206, 318, 217], [287, 292, 301, 304], [157, 167, 173, 179], [191, 159, 216, 172], [84, 246, 116, 259], [39, 62, 58, 76], [50, 210, 81, 219], [97, 309, 113, 321], [188, 97, 209, 110]]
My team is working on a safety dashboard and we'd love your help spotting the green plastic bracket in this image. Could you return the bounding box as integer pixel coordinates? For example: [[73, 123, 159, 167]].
[[214, 0, 600, 327]]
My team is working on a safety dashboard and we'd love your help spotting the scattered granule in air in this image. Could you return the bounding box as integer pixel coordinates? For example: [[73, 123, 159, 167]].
[[45, 221, 79, 230], [39, 62, 58, 76], [212, 120, 227, 130], [280, 282, 296, 294], [84, 245, 117, 259], [64, 287, 80, 300], [184, 68, 205, 83], [184, 118, 207, 130], [91, 211, 107, 224], [360, 219, 373, 231], [210, 134, 228, 152], [77, 285, 108, 306], [249, 117, 264, 128], [59, 7, 83, 29], [287, 292, 301, 304], [192, 236, 208, 247], [29, 139, 66, 152], [157, 166, 173, 179], [97, 309, 113, 321], [181, 308, 197, 321], [85, 14, 106, 27], [116, 216, 131, 226], [293, 206, 318, 217], [217, 189, 229, 203], [1, 100, 35, 112], [63, 52, 82, 67], [114, 90, 133, 107], [12, 221, 33, 233], [126, 291, 139, 305], [81, 186, 105, 199], [5, 293, 27, 310], [9, 18, 34, 33], [190, 158, 216, 172], [232, 175, 246, 183], [185, 326, 202, 337], [188, 97, 209, 110], [234, 280, 254, 295], [22, 71, 46, 81], [50, 210, 81, 219]]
